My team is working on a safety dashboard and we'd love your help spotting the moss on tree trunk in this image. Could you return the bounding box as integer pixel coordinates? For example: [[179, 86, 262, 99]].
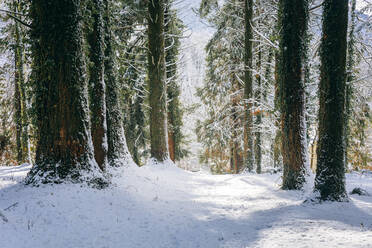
[[88, 0, 108, 170], [148, 0, 169, 162], [278, 0, 309, 190], [104, 0, 131, 167], [314, 0, 348, 201], [26, 0, 103, 184]]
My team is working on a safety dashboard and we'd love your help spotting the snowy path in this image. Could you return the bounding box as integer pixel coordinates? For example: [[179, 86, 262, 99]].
[[0, 164, 371, 248]]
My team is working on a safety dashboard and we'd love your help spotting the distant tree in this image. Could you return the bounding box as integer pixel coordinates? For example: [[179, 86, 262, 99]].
[[278, 0, 309, 190], [314, 0, 349, 201], [26, 0, 104, 184], [0, 0, 30, 164], [243, 0, 254, 172]]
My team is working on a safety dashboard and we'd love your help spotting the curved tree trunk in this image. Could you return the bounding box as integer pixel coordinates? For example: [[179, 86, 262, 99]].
[[315, 0, 349, 201], [27, 0, 103, 184], [279, 0, 309, 190]]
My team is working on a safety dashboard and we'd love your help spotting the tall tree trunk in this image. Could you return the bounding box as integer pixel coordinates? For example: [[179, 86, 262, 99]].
[[26, 0, 103, 184], [104, 0, 132, 167], [243, 0, 254, 171], [231, 71, 242, 174], [273, 51, 282, 169], [148, 0, 169, 162], [14, 43, 22, 163], [13, 0, 22, 163], [11, 0, 30, 164], [89, 0, 107, 170], [315, 0, 349, 201], [279, 0, 308, 190], [165, 2, 182, 162], [255, 43, 262, 174], [344, 0, 356, 169]]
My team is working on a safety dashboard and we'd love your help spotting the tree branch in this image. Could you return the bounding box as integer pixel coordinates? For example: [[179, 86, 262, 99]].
[[6, 14, 31, 28]]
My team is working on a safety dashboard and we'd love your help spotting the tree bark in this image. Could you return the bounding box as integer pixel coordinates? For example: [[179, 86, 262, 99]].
[[89, 0, 108, 170], [26, 0, 103, 184], [344, 0, 356, 169], [255, 42, 262, 174], [279, 0, 309, 190], [314, 0, 349, 201], [148, 0, 169, 162], [243, 0, 254, 172], [104, 0, 132, 167]]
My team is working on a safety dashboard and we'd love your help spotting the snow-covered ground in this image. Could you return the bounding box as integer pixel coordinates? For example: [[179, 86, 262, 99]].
[[0, 164, 371, 248]]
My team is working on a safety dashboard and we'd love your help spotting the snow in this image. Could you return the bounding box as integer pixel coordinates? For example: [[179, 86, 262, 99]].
[[0, 164, 371, 248]]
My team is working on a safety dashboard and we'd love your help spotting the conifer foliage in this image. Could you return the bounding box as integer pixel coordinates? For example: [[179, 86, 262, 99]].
[[0, 0, 370, 201]]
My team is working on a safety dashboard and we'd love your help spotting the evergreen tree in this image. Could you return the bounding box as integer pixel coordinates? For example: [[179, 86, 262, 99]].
[[314, 0, 349, 201], [147, 0, 169, 162], [278, 0, 309, 190], [26, 0, 104, 184]]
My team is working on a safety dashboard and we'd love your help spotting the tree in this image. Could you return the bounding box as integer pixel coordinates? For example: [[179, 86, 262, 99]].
[[243, 0, 254, 172], [26, 0, 104, 184], [344, 0, 356, 168], [314, 0, 349, 201], [88, 0, 108, 170], [147, 0, 169, 162], [278, 0, 309, 190], [165, 1, 186, 162], [104, 0, 132, 167]]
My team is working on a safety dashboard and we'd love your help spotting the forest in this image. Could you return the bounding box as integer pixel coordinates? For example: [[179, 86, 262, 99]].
[[0, 0, 371, 247]]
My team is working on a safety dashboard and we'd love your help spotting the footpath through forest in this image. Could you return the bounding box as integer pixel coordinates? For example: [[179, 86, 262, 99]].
[[0, 163, 372, 248]]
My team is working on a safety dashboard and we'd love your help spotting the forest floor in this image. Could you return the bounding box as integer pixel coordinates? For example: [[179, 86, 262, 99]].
[[0, 163, 372, 248]]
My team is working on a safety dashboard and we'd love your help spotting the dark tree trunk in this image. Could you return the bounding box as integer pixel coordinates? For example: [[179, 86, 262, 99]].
[[314, 0, 349, 201], [255, 44, 262, 174], [103, 0, 132, 167], [279, 0, 309, 190], [14, 43, 22, 163], [243, 0, 254, 172], [26, 0, 103, 184], [148, 0, 169, 162], [88, 0, 107, 170]]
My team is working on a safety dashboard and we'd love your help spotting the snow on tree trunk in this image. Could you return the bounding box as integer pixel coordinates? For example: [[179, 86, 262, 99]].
[[26, 0, 105, 185], [314, 0, 349, 201], [103, 0, 132, 167], [278, 0, 309, 190], [89, 0, 108, 171], [243, 0, 254, 172]]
